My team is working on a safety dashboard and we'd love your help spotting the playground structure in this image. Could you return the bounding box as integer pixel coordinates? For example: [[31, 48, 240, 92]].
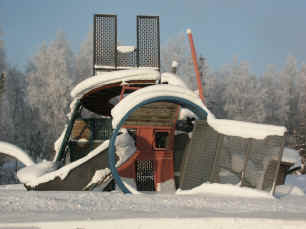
[[0, 14, 288, 195]]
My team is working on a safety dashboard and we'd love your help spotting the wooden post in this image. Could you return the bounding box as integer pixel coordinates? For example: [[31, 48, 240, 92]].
[[186, 29, 206, 105]]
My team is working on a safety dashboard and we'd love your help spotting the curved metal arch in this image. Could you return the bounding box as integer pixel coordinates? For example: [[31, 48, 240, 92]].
[[108, 96, 208, 193]]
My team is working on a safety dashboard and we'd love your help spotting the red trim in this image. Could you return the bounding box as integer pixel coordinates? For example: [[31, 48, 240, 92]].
[[187, 31, 206, 105]]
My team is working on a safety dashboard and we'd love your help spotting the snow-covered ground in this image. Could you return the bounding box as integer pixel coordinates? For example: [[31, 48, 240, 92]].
[[0, 180, 305, 229]]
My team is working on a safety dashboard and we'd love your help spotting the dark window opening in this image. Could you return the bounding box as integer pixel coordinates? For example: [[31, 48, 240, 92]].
[[154, 131, 169, 149]]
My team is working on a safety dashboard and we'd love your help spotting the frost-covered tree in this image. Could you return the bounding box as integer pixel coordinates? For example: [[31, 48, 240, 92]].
[[222, 59, 266, 122], [294, 63, 306, 173], [75, 30, 93, 83], [0, 28, 6, 104], [0, 67, 47, 161], [279, 56, 299, 133], [160, 33, 195, 89], [203, 70, 226, 118], [0, 28, 6, 73], [260, 65, 289, 125], [26, 31, 75, 153], [296, 63, 306, 125]]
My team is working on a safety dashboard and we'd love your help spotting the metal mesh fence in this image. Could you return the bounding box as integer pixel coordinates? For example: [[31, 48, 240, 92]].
[[212, 136, 248, 185], [210, 135, 283, 193], [246, 136, 283, 191]]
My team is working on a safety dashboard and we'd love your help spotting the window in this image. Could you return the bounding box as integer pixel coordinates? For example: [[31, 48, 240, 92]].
[[154, 130, 169, 149]]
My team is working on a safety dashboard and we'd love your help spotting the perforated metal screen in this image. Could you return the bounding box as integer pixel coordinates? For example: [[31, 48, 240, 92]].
[[94, 14, 117, 71], [93, 15, 160, 73], [137, 16, 160, 69], [136, 160, 155, 191], [117, 50, 137, 68]]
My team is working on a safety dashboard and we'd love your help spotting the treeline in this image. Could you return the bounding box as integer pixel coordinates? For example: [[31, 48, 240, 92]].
[[161, 34, 306, 133], [0, 30, 305, 181]]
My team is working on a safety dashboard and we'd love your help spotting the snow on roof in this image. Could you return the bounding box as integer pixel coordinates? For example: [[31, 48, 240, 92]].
[[111, 84, 213, 128], [161, 72, 189, 89], [111, 84, 286, 140], [0, 141, 34, 166], [207, 118, 287, 140], [117, 45, 136, 53], [70, 69, 160, 99]]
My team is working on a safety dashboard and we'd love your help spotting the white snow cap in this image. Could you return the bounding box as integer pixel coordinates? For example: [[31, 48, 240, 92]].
[[207, 117, 287, 140], [70, 69, 161, 99], [171, 60, 178, 68], [186, 28, 192, 34], [161, 72, 189, 89], [17, 160, 61, 184], [117, 46, 136, 53]]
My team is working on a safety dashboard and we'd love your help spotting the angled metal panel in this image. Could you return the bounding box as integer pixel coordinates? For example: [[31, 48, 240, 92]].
[[179, 120, 218, 190]]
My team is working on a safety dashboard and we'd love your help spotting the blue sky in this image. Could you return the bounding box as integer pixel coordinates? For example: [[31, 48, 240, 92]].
[[1, 0, 306, 75]]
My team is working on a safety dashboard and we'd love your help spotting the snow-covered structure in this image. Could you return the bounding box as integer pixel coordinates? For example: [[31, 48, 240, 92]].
[[0, 14, 288, 196]]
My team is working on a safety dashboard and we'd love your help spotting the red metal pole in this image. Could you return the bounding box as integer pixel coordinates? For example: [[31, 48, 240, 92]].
[[186, 29, 206, 105]]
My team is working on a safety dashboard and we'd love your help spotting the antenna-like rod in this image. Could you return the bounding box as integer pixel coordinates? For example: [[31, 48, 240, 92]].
[[186, 29, 206, 105]]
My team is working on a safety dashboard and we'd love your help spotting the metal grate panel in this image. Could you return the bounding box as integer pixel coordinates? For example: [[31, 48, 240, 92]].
[[136, 160, 155, 191], [137, 16, 160, 69], [117, 50, 137, 67], [179, 120, 219, 190], [94, 14, 117, 73]]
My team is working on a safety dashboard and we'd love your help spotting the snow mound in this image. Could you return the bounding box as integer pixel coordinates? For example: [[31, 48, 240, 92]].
[[177, 183, 273, 199], [17, 160, 62, 184]]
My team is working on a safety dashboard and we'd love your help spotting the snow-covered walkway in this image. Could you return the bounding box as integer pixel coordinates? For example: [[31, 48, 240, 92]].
[[0, 184, 305, 228]]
